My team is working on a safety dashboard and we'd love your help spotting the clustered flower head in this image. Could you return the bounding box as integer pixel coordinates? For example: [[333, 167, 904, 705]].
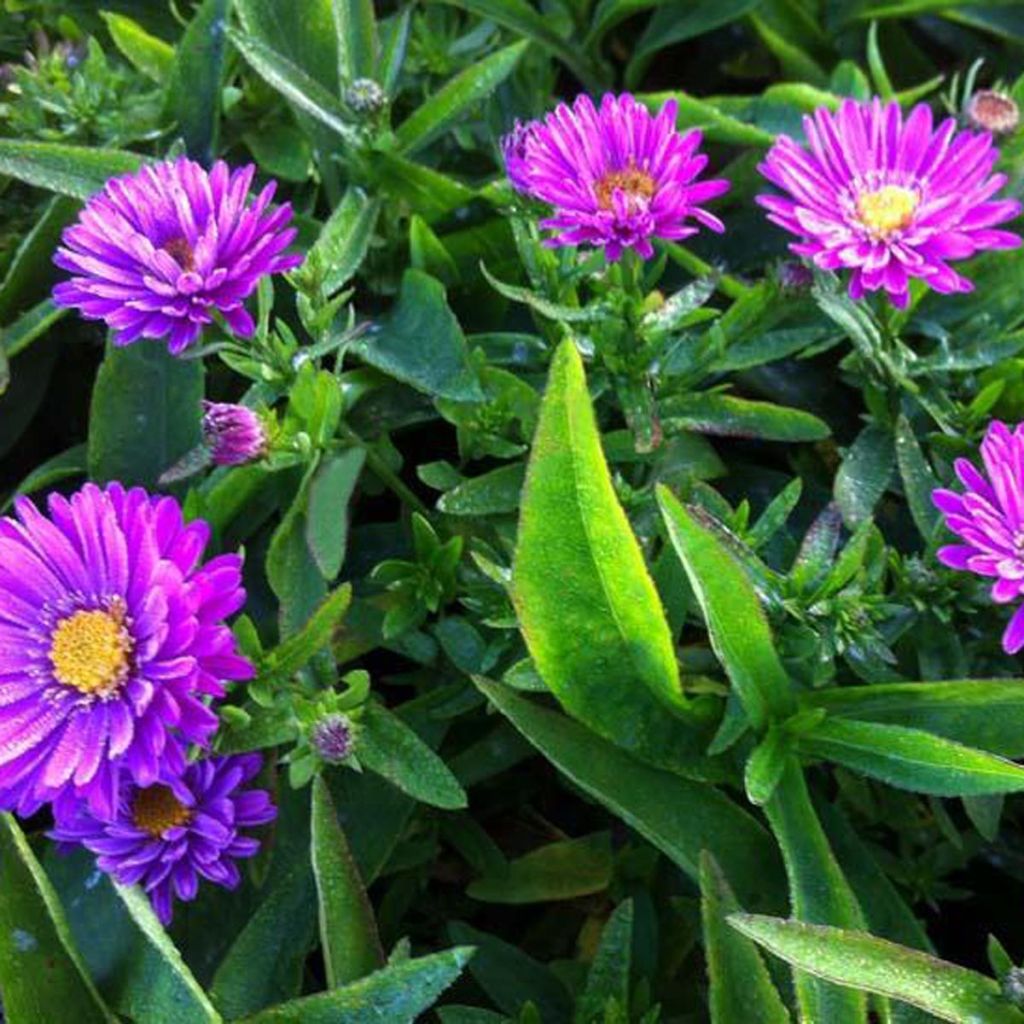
[[0, 481, 274, 922], [757, 98, 1021, 307], [933, 421, 1024, 654], [53, 157, 302, 354], [502, 92, 730, 262], [50, 753, 275, 924]]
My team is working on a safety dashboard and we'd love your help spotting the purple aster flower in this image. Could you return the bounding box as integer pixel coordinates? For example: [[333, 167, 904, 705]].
[[202, 401, 267, 467], [933, 421, 1024, 653], [50, 753, 275, 924], [757, 98, 1022, 308], [53, 157, 302, 354], [0, 483, 253, 820], [501, 93, 730, 262]]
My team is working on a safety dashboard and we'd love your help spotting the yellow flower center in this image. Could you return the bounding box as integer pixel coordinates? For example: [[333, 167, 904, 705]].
[[594, 167, 657, 211], [855, 185, 919, 239], [132, 785, 192, 837], [49, 602, 131, 697]]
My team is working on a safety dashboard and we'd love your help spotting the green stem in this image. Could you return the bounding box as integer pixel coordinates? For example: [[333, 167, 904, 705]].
[[339, 425, 429, 516], [665, 243, 750, 301]]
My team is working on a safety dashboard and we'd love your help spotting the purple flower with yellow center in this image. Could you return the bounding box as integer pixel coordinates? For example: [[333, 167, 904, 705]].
[[757, 98, 1022, 308], [202, 401, 267, 467], [51, 753, 275, 924], [501, 92, 730, 262], [0, 483, 253, 819], [53, 157, 302, 354], [933, 421, 1024, 654]]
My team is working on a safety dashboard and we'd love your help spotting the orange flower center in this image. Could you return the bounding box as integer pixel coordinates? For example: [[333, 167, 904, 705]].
[[132, 785, 192, 837], [163, 236, 196, 272], [594, 166, 657, 212], [49, 601, 131, 697], [855, 185, 919, 239]]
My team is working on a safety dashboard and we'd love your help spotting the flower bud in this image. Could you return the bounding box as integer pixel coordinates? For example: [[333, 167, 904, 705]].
[[201, 402, 267, 467], [310, 713, 355, 764], [344, 78, 387, 115], [776, 260, 813, 291], [967, 90, 1020, 135]]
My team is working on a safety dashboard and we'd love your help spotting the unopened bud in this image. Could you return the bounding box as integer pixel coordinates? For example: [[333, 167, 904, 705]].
[[344, 78, 386, 115], [202, 402, 267, 467], [777, 260, 813, 291], [968, 90, 1020, 135], [310, 713, 355, 764]]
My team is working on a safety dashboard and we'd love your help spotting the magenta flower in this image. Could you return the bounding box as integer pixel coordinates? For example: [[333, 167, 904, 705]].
[[53, 158, 302, 354], [502, 93, 730, 261], [202, 401, 267, 467], [757, 98, 1021, 307], [933, 421, 1024, 653], [0, 483, 253, 820], [51, 753, 275, 924]]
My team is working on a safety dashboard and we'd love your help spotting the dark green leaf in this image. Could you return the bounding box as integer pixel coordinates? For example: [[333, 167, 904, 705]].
[[895, 416, 941, 539], [101, 12, 175, 83], [438, 463, 524, 516], [834, 423, 895, 528], [660, 392, 830, 442], [730, 915, 1024, 1024], [576, 900, 633, 1024], [334, 0, 379, 80], [306, 449, 365, 580], [264, 584, 352, 679], [0, 140, 142, 199], [88, 339, 205, 488], [306, 187, 381, 295]]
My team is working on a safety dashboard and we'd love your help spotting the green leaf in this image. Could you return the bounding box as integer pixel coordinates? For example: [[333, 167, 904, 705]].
[[0, 140, 142, 199], [660, 392, 830, 442], [264, 583, 352, 679], [434, 0, 602, 90], [238, 0, 339, 92], [894, 416, 941, 539], [641, 91, 777, 146], [514, 341, 701, 752], [729, 915, 1024, 1024], [354, 270, 483, 401], [0, 815, 113, 1024], [114, 885, 222, 1023], [228, 28, 353, 142], [236, 948, 474, 1024], [167, 0, 229, 163], [334, 0, 378, 80], [763, 760, 867, 1022], [101, 11, 175, 83], [481, 262, 602, 323], [657, 486, 794, 728], [700, 852, 792, 1024], [745, 726, 791, 807], [88, 339, 205, 488], [306, 449, 365, 579], [798, 718, 1024, 797], [449, 922, 572, 1022], [834, 423, 895, 528], [576, 899, 634, 1023], [2, 298, 68, 362], [438, 462, 525, 516], [359, 700, 468, 809], [395, 41, 528, 155], [802, 680, 1024, 759], [475, 679, 786, 910], [467, 833, 613, 904], [310, 777, 384, 987], [2, 443, 86, 509], [370, 151, 475, 223], [306, 188, 381, 295]]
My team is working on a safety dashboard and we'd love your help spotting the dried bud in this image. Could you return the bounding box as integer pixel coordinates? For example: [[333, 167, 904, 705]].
[[776, 260, 813, 291], [310, 713, 355, 763], [968, 90, 1020, 135], [1003, 967, 1024, 1008], [344, 78, 386, 115], [202, 402, 267, 467]]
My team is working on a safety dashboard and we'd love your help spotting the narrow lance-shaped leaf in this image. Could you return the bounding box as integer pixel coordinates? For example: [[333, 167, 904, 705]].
[[700, 851, 791, 1024], [395, 41, 529, 155], [334, 0, 378, 81], [729, 915, 1024, 1024], [310, 777, 384, 987], [0, 814, 113, 1024], [513, 340, 701, 760], [763, 759, 867, 1023], [656, 485, 794, 728], [797, 718, 1024, 797], [576, 899, 634, 1023], [0, 140, 142, 199]]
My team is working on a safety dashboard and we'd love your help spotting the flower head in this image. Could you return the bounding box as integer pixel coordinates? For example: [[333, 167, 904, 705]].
[[933, 421, 1024, 653], [757, 98, 1021, 307], [0, 483, 253, 819], [202, 402, 267, 467], [51, 753, 275, 924], [53, 157, 302, 354], [502, 93, 730, 262], [310, 712, 354, 764]]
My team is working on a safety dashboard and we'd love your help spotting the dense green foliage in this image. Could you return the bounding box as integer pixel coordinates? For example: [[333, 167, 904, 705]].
[[4, 1, 1024, 1022]]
